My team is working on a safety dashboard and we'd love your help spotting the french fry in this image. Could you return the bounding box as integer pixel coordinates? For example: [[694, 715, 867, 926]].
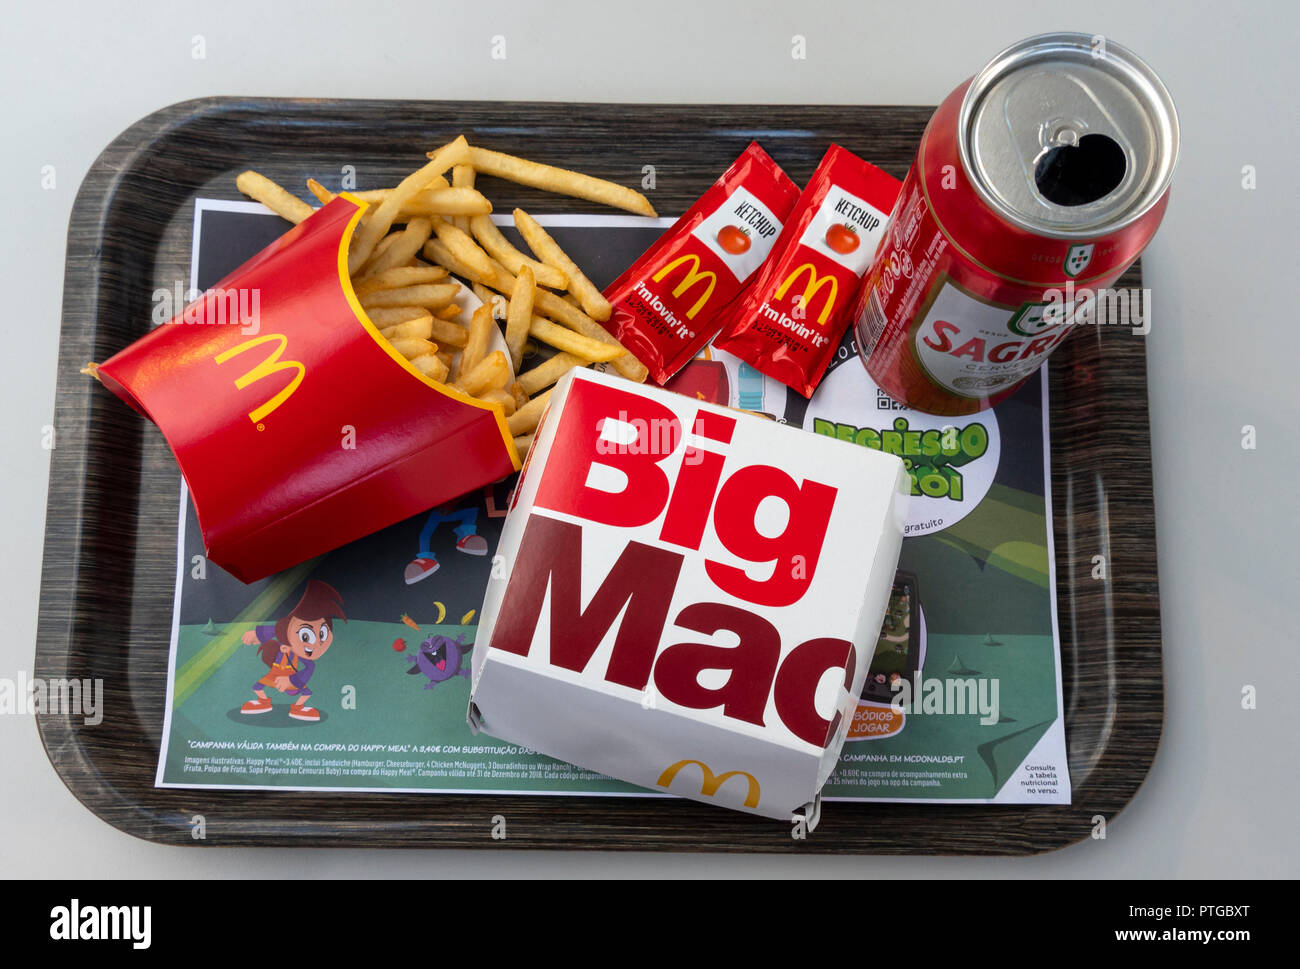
[[353, 265, 448, 297], [350, 183, 485, 217], [435, 349, 453, 370], [356, 230, 400, 274], [507, 389, 551, 436], [424, 239, 474, 280], [378, 314, 435, 341], [513, 432, 535, 455], [515, 351, 583, 396], [407, 353, 449, 383], [349, 136, 469, 273], [344, 189, 389, 203], [388, 337, 438, 359], [431, 218, 495, 280], [506, 266, 535, 370], [458, 146, 657, 217], [354, 185, 427, 202], [469, 214, 568, 289], [423, 239, 513, 293], [451, 165, 475, 232], [514, 209, 611, 321], [297, 178, 483, 222], [236, 170, 315, 224], [461, 304, 495, 376], [478, 387, 517, 416], [306, 178, 334, 204], [425, 238, 646, 381], [343, 176, 448, 205], [364, 306, 429, 327], [357, 218, 433, 279], [454, 350, 510, 396], [400, 187, 492, 218], [528, 315, 622, 362], [434, 303, 464, 321], [428, 317, 470, 349], [530, 284, 597, 328], [361, 232, 403, 272], [472, 282, 507, 320], [510, 381, 529, 410], [532, 288, 647, 382], [421, 240, 491, 288], [361, 283, 459, 311]]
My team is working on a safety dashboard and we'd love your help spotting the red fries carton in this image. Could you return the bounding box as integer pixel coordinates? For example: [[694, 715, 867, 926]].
[[713, 145, 901, 398], [468, 368, 909, 824], [92, 196, 519, 583], [601, 143, 800, 385]]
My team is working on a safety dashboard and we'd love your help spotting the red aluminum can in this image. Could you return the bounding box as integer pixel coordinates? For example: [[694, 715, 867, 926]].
[[853, 32, 1179, 415]]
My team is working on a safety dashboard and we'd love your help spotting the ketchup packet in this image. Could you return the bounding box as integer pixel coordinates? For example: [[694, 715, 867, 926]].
[[713, 145, 901, 398], [601, 142, 800, 385]]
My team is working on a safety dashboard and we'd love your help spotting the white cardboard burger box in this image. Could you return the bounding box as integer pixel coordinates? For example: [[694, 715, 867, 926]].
[[467, 367, 908, 826]]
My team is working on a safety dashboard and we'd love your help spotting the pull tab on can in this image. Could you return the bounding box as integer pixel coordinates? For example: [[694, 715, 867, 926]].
[[961, 32, 1179, 238]]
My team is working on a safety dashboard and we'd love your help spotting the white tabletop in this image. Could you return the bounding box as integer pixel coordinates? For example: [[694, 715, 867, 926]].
[[3, 0, 1296, 877]]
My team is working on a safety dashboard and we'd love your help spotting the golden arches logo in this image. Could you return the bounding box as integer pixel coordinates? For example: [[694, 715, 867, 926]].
[[214, 333, 305, 426], [775, 263, 838, 325], [657, 759, 760, 808], [652, 254, 717, 319]]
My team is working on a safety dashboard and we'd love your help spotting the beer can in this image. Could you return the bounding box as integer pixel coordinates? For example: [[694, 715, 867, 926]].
[[853, 32, 1179, 415]]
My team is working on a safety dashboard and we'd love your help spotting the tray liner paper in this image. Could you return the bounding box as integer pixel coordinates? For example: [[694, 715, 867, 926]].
[[94, 196, 519, 583], [150, 203, 1073, 811]]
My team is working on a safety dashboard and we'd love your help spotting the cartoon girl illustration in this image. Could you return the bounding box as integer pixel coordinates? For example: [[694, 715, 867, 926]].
[[239, 580, 346, 722]]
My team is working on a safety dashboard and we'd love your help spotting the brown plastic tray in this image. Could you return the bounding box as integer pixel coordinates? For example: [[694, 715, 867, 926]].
[[36, 98, 1162, 853]]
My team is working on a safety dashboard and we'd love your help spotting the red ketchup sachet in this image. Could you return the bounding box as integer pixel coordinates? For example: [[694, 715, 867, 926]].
[[712, 145, 901, 398], [601, 142, 800, 385]]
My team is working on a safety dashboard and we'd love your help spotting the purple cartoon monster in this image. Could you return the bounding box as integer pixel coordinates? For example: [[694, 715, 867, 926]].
[[406, 633, 472, 689]]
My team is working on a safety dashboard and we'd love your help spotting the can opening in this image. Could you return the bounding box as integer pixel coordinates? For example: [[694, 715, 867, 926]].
[[1033, 133, 1127, 207]]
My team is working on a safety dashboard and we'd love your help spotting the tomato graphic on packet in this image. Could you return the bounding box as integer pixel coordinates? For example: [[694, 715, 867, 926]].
[[825, 223, 860, 254], [716, 225, 751, 254]]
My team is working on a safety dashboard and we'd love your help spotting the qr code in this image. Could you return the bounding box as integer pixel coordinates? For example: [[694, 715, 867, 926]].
[[876, 389, 906, 411]]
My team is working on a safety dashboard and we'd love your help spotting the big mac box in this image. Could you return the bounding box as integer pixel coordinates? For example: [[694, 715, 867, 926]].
[[87, 196, 520, 583], [468, 368, 909, 825]]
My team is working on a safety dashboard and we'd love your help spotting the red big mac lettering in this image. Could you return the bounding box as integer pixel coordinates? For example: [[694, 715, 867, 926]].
[[489, 378, 853, 748], [535, 379, 835, 607]]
